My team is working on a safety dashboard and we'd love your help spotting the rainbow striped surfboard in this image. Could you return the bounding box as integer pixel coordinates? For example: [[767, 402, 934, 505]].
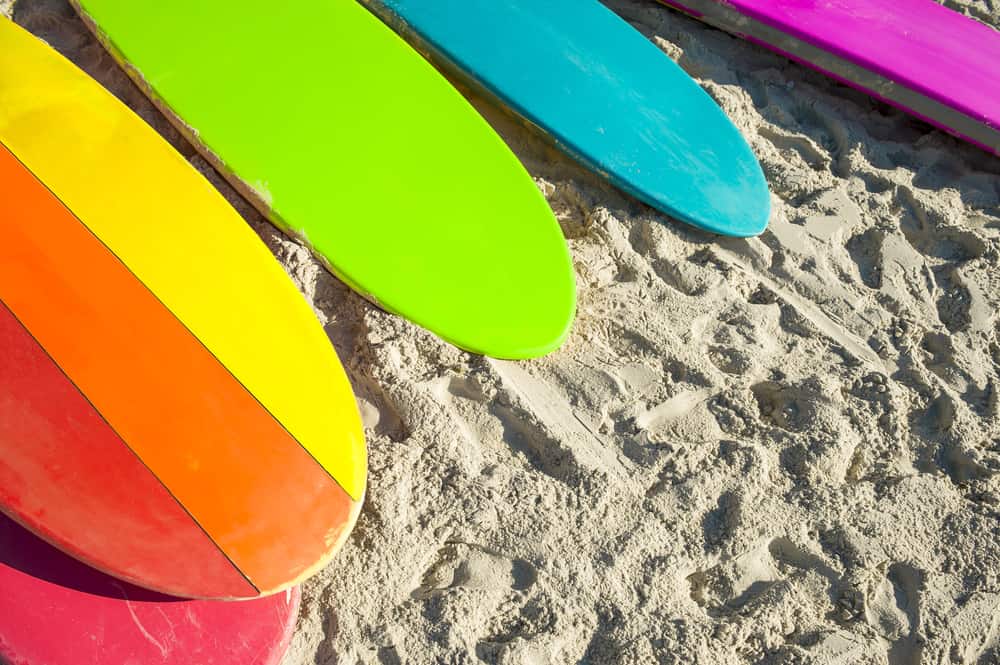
[[0, 18, 366, 600]]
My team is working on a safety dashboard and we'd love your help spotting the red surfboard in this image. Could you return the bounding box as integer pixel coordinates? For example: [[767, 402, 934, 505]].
[[0, 513, 300, 665]]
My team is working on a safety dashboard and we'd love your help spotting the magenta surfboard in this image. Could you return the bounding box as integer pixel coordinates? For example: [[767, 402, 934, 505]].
[[658, 0, 1000, 155], [0, 513, 299, 665]]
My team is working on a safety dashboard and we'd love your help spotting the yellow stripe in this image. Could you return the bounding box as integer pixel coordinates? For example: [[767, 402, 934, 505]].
[[0, 18, 366, 500]]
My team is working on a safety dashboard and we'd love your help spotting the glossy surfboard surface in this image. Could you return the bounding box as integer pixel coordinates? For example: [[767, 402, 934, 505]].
[[657, 0, 1000, 155], [360, 0, 771, 237], [0, 514, 299, 665], [0, 17, 365, 599], [70, 0, 576, 360]]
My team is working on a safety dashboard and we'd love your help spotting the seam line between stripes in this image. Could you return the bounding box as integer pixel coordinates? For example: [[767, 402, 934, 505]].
[[0, 139, 357, 502]]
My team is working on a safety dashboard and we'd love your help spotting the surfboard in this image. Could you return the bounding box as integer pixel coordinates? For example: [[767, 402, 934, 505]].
[[357, 0, 771, 238], [69, 0, 577, 360], [656, 0, 1000, 156], [0, 17, 366, 600], [0, 514, 299, 665]]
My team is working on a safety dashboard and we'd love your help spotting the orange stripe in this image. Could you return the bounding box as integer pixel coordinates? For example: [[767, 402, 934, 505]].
[[0, 142, 354, 594]]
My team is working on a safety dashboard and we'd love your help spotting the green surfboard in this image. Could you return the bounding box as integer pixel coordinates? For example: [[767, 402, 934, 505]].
[[70, 0, 577, 359]]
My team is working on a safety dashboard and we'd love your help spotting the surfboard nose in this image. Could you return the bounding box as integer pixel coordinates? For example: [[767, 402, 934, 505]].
[[357, 0, 772, 239], [69, 0, 579, 360]]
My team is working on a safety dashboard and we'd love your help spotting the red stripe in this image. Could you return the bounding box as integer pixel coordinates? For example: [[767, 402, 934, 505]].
[[0, 301, 256, 598]]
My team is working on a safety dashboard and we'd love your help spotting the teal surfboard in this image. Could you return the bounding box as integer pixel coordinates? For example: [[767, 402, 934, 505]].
[[70, 0, 576, 360], [361, 0, 771, 237]]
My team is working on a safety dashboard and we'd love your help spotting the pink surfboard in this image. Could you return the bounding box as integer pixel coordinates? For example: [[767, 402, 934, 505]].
[[0, 513, 299, 665], [658, 0, 1000, 155]]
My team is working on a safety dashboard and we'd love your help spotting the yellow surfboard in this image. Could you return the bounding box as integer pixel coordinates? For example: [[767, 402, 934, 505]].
[[0, 17, 366, 599]]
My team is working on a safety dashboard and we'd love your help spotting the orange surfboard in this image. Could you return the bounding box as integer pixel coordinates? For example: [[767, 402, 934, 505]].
[[0, 18, 366, 599]]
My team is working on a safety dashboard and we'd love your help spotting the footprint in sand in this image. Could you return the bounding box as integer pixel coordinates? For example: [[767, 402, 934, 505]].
[[413, 543, 536, 599]]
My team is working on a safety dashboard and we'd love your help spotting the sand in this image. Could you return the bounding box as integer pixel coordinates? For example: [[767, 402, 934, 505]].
[[5, 0, 1000, 662]]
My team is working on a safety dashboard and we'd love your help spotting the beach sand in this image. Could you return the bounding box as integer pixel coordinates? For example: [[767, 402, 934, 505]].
[[6, 0, 1000, 662]]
